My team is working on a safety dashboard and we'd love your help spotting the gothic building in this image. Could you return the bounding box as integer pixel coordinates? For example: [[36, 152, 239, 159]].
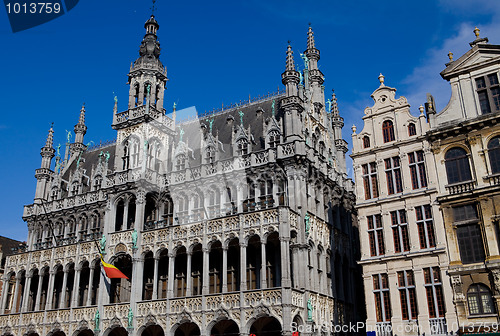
[[350, 75, 456, 336], [0, 15, 362, 336], [428, 28, 500, 333]]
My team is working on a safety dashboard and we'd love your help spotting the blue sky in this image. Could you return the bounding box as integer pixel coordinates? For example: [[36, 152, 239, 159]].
[[1, 0, 499, 241]]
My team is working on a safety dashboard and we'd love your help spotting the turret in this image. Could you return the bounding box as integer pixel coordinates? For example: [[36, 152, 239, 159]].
[[281, 44, 304, 140], [70, 104, 87, 156], [34, 125, 55, 201], [304, 26, 324, 106]]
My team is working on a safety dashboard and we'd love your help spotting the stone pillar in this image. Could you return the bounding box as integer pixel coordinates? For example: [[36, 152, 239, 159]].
[[71, 266, 81, 307], [261, 241, 267, 289], [152, 258, 159, 299], [290, 247, 299, 289], [222, 247, 228, 293], [388, 272, 402, 331], [280, 237, 291, 287], [86, 266, 95, 306], [186, 252, 192, 296], [131, 256, 143, 303], [167, 253, 175, 298], [59, 269, 68, 309], [135, 190, 146, 231], [237, 185, 244, 213], [22, 275, 32, 312], [12, 276, 21, 313], [0, 275, 9, 314], [123, 202, 129, 231], [34, 273, 43, 311], [202, 248, 209, 295], [45, 270, 55, 310], [240, 243, 247, 291]]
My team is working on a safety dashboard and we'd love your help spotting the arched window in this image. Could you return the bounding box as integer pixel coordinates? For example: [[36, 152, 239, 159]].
[[236, 139, 248, 156], [488, 136, 500, 174], [382, 120, 395, 143], [445, 148, 472, 184], [146, 139, 162, 171], [122, 141, 130, 170], [408, 123, 416, 136], [467, 284, 495, 315], [363, 136, 370, 149]]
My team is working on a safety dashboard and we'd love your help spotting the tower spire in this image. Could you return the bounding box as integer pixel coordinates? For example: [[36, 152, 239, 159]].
[[35, 124, 56, 201], [282, 43, 300, 97], [71, 104, 88, 157], [286, 43, 295, 71], [45, 123, 54, 148], [307, 25, 315, 50]]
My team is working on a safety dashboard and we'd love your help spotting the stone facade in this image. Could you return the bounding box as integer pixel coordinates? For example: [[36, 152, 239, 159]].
[[0, 16, 363, 336], [428, 29, 500, 333], [351, 75, 456, 336]]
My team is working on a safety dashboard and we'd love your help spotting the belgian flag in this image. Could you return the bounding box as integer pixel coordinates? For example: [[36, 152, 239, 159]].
[[101, 257, 129, 279]]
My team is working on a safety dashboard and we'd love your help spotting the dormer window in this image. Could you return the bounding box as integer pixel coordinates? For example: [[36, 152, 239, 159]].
[[70, 182, 80, 196], [50, 187, 59, 201], [93, 176, 102, 191], [476, 73, 500, 114], [363, 136, 371, 148], [268, 131, 280, 148], [236, 139, 248, 156], [382, 120, 395, 143], [205, 146, 216, 164], [408, 123, 416, 136], [175, 154, 186, 171]]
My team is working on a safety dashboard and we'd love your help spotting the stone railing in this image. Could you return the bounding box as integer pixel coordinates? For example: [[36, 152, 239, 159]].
[[23, 191, 104, 218], [484, 173, 500, 186], [445, 180, 476, 194], [103, 303, 130, 319]]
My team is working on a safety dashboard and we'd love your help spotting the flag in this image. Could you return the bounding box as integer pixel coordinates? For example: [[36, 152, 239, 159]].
[[101, 257, 129, 279]]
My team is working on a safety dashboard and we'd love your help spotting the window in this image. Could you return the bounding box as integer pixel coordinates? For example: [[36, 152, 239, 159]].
[[488, 136, 500, 174], [268, 131, 280, 148], [415, 205, 436, 249], [423, 267, 446, 318], [408, 151, 428, 189], [385, 157, 403, 194], [205, 146, 216, 164], [391, 210, 410, 253], [236, 139, 248, 156], [475, 73, 500, 114], [408, 123, 416, 136], [363, 136, 370, 149], [122, 142, 129, 170], [467, 284, 495, 315], [362, 162, 379, 200], [373, 274, 392, 322], [382, 120, 395, 143], [93, 176, 102, 191], [456, 224, 485, 264], [175, 154, 186, 171], [398, 270, 418, 320], [445, 148, 472, 184], [453, 204, 479, 223], [368, 215, 385, 256]]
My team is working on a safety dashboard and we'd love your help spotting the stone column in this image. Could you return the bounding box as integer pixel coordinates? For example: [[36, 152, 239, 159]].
[[134, 190, 146, 231], [152, 258, 159, 299], [280, 237, 291, 287], [0, 275, 9, 314], [388, 272, 402, 331], [237, 185, 244, 213], [222, 247, 228, 293], [123, 202, 129, 231], [240, 243, 247, 291], [45, 269, 55, 310], [59, 269, 68, 309], [12, 276, 21, 313], [131, 256, 143, 303], [86, 266, 95, 306], [290, 247, 299, 289], [414, 268, 430, 334], [71, 266, 82, 307], [202, 248, 209, 295], [260, 241, 267, 289], [21, 275, 32, 312], [167, 253, 175, 298], [186, 252, 192, 296], [34, 273, 43, 311]]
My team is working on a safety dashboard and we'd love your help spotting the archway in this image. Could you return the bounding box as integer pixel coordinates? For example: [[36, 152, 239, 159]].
[[249, 316, 282, 336], [142, 325, 164, 336], [210, 319, 239, 336], [76, 330, 94, 336], [174, 322, 200, 336], [108, 327, 128, 336]]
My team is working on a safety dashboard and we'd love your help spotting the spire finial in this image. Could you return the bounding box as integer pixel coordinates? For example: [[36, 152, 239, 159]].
[[78, 103, 86, 125], [419, 105, 425, 115], [307, 25, 315, 50], [448, 51, 453, 62], [331, 89, 339, 115], [378, 73, 385, 86], [474, 26, 480, 39], [45, 123, 54, 148], [286, 44, 295, 71]]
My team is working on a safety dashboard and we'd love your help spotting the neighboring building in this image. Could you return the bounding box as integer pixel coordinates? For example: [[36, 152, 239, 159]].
[[427, 28, 500, 333], [0, 236, 25, 304], [350, 75, 456, 335], [0, 15, 363, 336]]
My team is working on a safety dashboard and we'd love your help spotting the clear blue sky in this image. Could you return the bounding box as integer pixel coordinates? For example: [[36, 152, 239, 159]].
[[1, 0, 499, 241]]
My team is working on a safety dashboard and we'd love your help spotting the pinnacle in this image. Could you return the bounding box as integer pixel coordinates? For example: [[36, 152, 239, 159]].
[[78, 104, 86, 125], [307, 26, 315, 50], [45, 124, 54, 148], [286, 44, 295, 71]]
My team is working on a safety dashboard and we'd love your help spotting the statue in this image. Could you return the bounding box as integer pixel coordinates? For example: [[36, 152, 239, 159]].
[[94, 310, 100, 331], [65, 130, 72, 143], [271, 100, 275, 117], [305, 213, 311, 235], [307, 298, 313, 321], [238, 111, 244, 125], [300, 53, 309, 70], [173, 102, 177, 110], [299, 70, 304, 85], [105, 151, 111, 163], [100, 235, 106, 252], [206, 117, 214, 132], [127, 307, 134, 328], [76, 155, 82, 169], [114, 93, 118, 103], [56, 144, 61, 157], [179, 127, 185, 142], [132, 229, 138, 249], [146, 83, 151, 96], [326, 99, 332, 113]]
